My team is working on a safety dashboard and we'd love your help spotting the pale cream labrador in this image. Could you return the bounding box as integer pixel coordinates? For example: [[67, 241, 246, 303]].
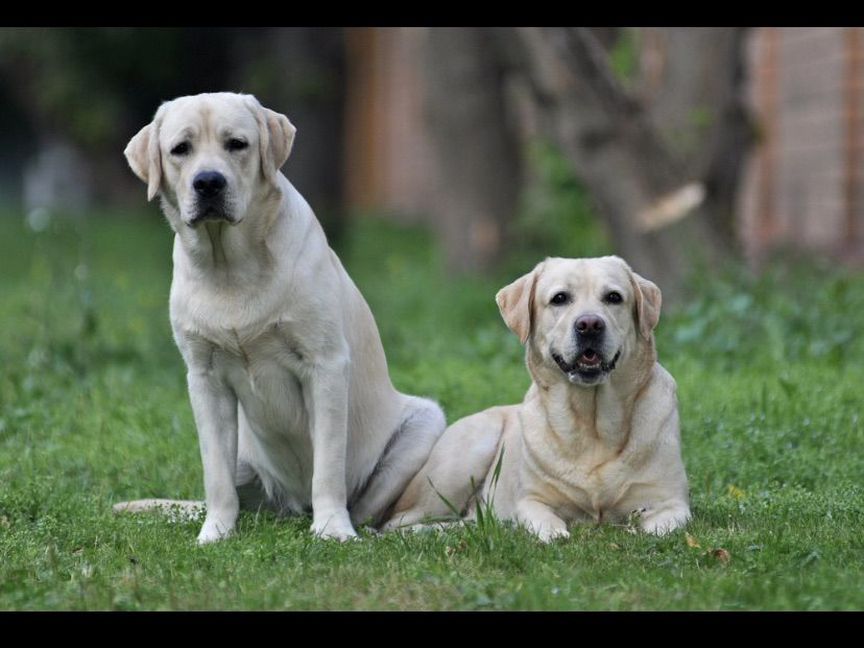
[[117, 92, 445, 544], [385, 256, 690, 541]]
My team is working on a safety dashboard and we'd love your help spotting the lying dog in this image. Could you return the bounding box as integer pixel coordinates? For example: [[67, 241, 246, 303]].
[[117, 92, 445, 544], [385, 256, 690, 541]]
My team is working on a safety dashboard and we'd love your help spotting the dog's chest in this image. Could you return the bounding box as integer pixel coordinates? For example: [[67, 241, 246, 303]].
[[522, 411, 633, 521], [179, 321, 310, 434]]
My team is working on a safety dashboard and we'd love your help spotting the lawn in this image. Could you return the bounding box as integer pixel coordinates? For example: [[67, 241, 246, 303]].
[[0, 208, 862, 610]]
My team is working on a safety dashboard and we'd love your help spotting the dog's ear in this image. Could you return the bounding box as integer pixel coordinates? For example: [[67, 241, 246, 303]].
[[124, 116, 163, 202], [496, 263, 542, 345], [245, 95, 296, 185], [631, 270, 662, 340], [263, 107, 296, 173]]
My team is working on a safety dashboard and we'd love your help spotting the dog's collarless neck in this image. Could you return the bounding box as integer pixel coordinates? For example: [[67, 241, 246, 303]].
[[204, 221, 228, 267], [175, 221, 274, 288]]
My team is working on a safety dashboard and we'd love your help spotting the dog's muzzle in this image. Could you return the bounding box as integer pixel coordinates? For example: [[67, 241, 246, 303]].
[[189, 205, 235, 227], [188, 171, 234, 227], [552, 313, 620, 384], [193, 171, 226, 198], [552, 348, 621, 385]]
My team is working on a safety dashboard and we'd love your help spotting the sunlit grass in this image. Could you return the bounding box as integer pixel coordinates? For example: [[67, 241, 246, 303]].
[[0, 209, 862, 610]]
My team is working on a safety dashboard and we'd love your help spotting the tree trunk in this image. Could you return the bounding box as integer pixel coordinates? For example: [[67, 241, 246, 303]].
[[424, 27, 523, 274], [229, 28, 347, 243], [503, 27, 755, 297], [640, 27, 754, 253]]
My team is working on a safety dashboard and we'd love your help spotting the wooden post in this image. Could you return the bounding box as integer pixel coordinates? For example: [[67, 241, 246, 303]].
[[344, 28, 384, 214], [843, 27, 863, 257], [757, 28, 781, 247]]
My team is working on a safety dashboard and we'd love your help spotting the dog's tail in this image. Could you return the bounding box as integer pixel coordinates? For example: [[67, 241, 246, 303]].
[[113, 499, 204, 522]]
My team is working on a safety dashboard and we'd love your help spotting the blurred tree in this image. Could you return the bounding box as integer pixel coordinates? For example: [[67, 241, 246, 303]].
[[0, 28, 346, 238], [228, 28, 346, 242], [0, 28, 192, 205], [501, 27, 755, 294], [423, 27, 523, 274]]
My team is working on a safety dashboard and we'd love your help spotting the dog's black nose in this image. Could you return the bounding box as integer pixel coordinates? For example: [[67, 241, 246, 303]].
[[575, 314, 605, 335], [193, 171, 227, 198]]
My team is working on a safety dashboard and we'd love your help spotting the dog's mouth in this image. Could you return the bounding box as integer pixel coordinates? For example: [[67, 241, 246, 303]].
[[552, 348, 621, 384], [188, 205, 236, 227]]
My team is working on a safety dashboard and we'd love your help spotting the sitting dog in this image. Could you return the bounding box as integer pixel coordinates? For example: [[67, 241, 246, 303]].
[[384, 256, 690, 541], [117, 92, 445, 544]]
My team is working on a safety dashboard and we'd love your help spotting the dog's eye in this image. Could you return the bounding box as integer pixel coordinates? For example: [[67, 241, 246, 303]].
[[550, 292, 570, 306], [605, 291, 623, 304], [226, 138, 248, 152], [171, 142, 191, 156]]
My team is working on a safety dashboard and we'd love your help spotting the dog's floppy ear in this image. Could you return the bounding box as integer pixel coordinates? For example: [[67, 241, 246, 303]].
[[496, 262, 543, 345], [245, 95, 296, 185], [631, 270, 662, 340], [124, 115, 163, 202]]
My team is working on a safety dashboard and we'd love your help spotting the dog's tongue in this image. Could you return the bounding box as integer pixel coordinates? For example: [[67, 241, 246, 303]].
[[580, 350, 601, 366]]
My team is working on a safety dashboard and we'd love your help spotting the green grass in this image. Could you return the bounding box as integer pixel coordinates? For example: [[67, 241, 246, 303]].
[[1, 208, 862, 610]]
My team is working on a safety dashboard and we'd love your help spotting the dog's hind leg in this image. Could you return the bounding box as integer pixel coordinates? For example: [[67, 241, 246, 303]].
[[382, 408, 506, 531], [349, 396, 446, 528]]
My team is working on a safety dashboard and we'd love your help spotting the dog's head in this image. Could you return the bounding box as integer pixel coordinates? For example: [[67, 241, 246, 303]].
[[496, 256, 661, 387], [124, 92, 295, 229]]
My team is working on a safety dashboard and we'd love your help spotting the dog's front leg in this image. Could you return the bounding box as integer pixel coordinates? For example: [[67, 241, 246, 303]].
[[516, 497, 570, 543], [187, 371, 239, 545], [306, 356, 358, 541]]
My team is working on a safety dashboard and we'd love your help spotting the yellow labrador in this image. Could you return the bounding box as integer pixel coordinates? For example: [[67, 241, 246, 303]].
[[385, 256, 690, 541], [117, 92, 445, 544]]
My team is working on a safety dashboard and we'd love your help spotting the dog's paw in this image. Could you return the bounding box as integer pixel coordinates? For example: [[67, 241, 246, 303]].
[[533, 524, 570, 544], [197, 516, 235, 545], [640, 507, 691, 536], [311, 512, 359, 542]]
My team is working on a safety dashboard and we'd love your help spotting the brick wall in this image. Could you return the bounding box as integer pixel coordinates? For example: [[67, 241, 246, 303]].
[[739, 27, 864, 263]]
